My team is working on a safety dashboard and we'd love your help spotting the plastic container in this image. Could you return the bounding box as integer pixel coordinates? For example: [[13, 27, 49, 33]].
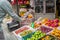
[[49, 28, 60, 39], [12, 25, 30, 35], [19, 28, 36, 37], [39, 35, 59, 40], [25, 30, 45, 40], [17, 29, 35, 40], [12, 25, 36, 40], [37, 25, 53, 34]]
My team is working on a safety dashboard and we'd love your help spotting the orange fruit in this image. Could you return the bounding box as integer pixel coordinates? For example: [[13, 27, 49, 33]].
[[19, 12, 25, 17], [26, 1, 30, 4], [58, 22, 60, 26], [28, 14, 33, 19]]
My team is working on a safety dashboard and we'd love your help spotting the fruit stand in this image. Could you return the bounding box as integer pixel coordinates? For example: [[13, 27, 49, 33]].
[[11, 17, 60, 40], [19, 8, 35, 26]]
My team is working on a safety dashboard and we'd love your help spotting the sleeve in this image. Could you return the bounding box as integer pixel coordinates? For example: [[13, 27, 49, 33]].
[[0, 0, 22, 22]]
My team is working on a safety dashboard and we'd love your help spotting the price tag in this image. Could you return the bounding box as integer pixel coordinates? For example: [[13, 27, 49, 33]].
[[31, 22, 34, 28]]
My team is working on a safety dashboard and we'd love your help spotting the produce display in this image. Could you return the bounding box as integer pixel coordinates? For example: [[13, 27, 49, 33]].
[[27, 14, 33, 19], [19, 8, 34, 19], [38, 26, 53, 33], [34, 22, 42, 28], [40, 35, 58, 40], [20, 30, 33, 37], [27, 30, 45, 40], [41, 18, 60, 28], [12, 18, 60, 40], [19, 8, 27, 17], [15, 27, 29, 34], [50, 28, 60, 39]]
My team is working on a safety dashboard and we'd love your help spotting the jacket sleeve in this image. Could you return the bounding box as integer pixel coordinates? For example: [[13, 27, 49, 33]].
[[0, 0, 22, 22]]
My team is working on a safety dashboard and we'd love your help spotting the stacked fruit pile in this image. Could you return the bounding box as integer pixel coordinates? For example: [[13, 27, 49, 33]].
[[31, 18, 60, 29], [41, 18, 60, 28], [15, 26, 29, 34], [27, 30, 45, 40], [20, 30, 33, 37], [50, 28, 60, 39], [40, 35, 58, 40], [19, 12, 33, 19], [38, 26, 53, 33]]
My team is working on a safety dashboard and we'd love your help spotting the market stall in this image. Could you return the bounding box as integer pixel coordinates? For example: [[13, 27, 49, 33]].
[[2, 0, 60, 40], [3, 17, 60, 40]]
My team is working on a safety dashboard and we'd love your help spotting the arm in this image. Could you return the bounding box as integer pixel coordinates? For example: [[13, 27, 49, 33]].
[[0, 0, 22, 22], [24, 9, 35, 18]]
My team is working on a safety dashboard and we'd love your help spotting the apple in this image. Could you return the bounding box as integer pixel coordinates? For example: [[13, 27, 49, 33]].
[[48, 23, 51, 26], [54, 19, 59, 23], [51, 20, 54, 23], [51, 23, 58, 27], [24, 1, 26, 4], [27, 30, 45, 40], [19, 1, 23, 4], [48, 19, 51, 22], [54, 23, 58, 27], [51, 23, 55, 27]]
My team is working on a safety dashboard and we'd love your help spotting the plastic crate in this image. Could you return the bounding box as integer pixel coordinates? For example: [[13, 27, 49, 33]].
[[21, 30, 45, 40], [20, 18, 34, 26], [19, 29, 35, 40], [39, 35, 60, 40], [22, 32, 34, 40], [37, 25, 53, 34], [12, 25, 36, 40]]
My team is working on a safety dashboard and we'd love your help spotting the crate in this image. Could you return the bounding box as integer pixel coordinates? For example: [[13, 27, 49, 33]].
[[39, 35, 60, 40], [22, 32, 34, 40]]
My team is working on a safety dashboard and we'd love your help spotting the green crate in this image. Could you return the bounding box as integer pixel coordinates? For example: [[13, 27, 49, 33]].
[[22, 32, 34, 40], [22, 30, 46, 40]]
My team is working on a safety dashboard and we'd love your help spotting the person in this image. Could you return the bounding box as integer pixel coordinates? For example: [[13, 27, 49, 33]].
[[30, 0, 35, 9], [0, 0, 23, 40]]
